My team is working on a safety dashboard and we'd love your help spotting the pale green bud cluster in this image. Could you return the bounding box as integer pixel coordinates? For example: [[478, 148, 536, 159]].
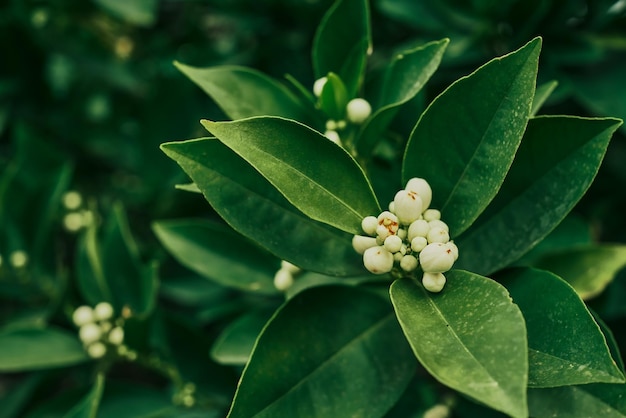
[[273, 260, 302, 292], [352, 177, 458, 292], [61, 190, 94, 233], [72, 302, 134, 360]]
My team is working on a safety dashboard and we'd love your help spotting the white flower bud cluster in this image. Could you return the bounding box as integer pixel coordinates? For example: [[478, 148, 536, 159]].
[[313, 77, 372, 145], [72, 302, 134, 360], [61, 190, 94, 233], [352, 177, 458, 292], [273, 260, 302, 292]]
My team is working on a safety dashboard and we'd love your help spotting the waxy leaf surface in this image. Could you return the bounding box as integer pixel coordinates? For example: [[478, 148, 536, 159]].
[[390, 271, 528, 418]]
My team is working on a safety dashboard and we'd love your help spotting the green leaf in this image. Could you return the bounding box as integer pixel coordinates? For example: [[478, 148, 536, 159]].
[[211, 309, 274, 366], [312, 0, 371, 98], [174, 63, 313, 123], [97, 382, 176, 418], [390, 271, 527, 418], [318, 72, 349, 120], [498, 267, 625, 387], [76, 221, 112, 306], [534, 245, 626, 300], [528, 384, 626, 418], [402, 37, 542, 236], [94, 0, 157, 26], [199, 117, 380, 234], [227, 286, 415, 418], [64, 374, 105, 418], [0, 327, 88, 372], [531, 80, 558, 116], [153, 219, 279, 295], [456, 116, 621, 275], [160, 138, 365, 276], [357, 39, 449, 157]]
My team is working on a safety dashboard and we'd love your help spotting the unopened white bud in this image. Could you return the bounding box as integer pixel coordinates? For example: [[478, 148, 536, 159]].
[[346, 98, 372, 124], [388, 201, 395, 213], [313, 77, 327, 97], [9, 251, 28, 268], [400, 255, 418, 272], [447, 241, 459, 261], [280, 260, 301, 274], [325, 120, 338, 131], [419, 243, 455, 273], [99, 321, 112, 333], [108, 327, 124, 345], [79, 323, 102, 344], [405, 178, 432, 210], [427, 227, 450, 244], [399, 244, 408, 256], [87, 342, 107, 359], [324, 130, 341, 144], [397, 228, 407, 240], [428, 220, 449, 232], [361, 216, 378, 236], [384, 235, 403, 253], [352, 235, 378, 254], [336, 120, 347, 130], [410, 236, 428, 252], [62, 190, 83, 210], [393, 252, 403, 262], [422, 272, 447, 293], [72, 306, 94, 326], [63, 212, 84, 232], [394, 190, 423, 225], [408, 219, 430, 241], [274, 269, 294, 291], [363, 246, 394, 274], [423, 209, 441, 221], [94, 302, 114, 321], [423, 404, 450, 418]]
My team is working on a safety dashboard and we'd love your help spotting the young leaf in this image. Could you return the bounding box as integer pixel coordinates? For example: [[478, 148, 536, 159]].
[[390, 271, 528, 418], [357, 39, 449, 157], [0, 327, 88, 372], [313, 0, 370, 98], [402, 37, 542, 237], [455, 116, 622, 275], [531, 80, 558, 116], [200, 117, 380, 234], [161, 138, 365, 276], [153, 219, 279, 295], [227, 286, 415, 418], [497, 268, 625, 387], [64, 374, 105, 418], [211, 309, 274, 366], [318, 72, 349, 120], [534, 245, 626, 300], [528, 384, 626, 417], [174, 63, 313, 123]]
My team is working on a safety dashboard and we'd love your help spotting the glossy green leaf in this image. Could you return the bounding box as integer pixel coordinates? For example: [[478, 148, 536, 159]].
[[160, 138, 365, 276], [357, 39, 449, 156], [528, 383, 626, 418], [390, 271, 527, 418], [0, 327, 88, 371], [199, 117, 380, 234], [531, 80, 558, 116], [534, 244, 626, 300], [456, 116, 621, 275], [211, 309, 274, 366], [318, 72, 348, 120], [64, 374, 105, 418], [97, 382, 176, 418], [76, 222, 112, 306], [402, 37, 541, 236], [498, 267, 624, 387], [153, 219, 279, 295], [312, 0, 370, 98], [227, 286, 415, 418], [174, 63, 312, 123]]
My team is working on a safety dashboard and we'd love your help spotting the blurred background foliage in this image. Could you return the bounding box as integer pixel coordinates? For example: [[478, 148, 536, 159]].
[[1, 0, 626, 416]]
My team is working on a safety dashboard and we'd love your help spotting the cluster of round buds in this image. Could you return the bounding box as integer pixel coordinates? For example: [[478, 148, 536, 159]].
[[72, 302, 133, 360], [273, 260, 302, 292], [61, 190, 94, 233], [352, 177, 458, 292], [313, 77, 372, 145]]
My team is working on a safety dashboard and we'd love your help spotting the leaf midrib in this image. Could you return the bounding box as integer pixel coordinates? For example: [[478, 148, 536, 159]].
[[247, 313, 395, 418]]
